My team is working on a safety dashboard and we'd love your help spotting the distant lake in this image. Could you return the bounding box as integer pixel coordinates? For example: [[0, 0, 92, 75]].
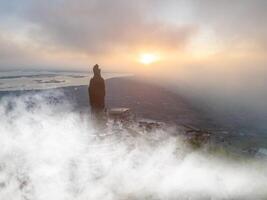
[[0, 71, 130, 91]]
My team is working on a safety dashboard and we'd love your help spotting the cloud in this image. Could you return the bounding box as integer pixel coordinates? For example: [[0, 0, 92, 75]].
[[0, 34, 35, 69], [0, 0, 198, 70], [192, 0, 267, 49], [0, 0, 266, 71], [0, 91, 267, 199], [24, 0, 196, 55]]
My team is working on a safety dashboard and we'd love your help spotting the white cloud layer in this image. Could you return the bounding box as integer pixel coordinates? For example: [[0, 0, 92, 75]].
[[0, 91, 266, 200]]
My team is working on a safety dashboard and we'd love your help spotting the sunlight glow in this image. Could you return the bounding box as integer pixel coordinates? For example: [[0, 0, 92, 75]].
[[139, 53, 159, 65]]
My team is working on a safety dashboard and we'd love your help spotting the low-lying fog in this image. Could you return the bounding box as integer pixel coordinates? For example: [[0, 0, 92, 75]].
[[0, 91, 266, 200]]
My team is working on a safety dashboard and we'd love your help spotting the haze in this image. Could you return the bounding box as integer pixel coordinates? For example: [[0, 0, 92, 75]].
[[1, 0, 267, 131]]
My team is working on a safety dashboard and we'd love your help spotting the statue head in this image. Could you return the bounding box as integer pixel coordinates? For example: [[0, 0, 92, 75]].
[[93, 64, 101, 76]]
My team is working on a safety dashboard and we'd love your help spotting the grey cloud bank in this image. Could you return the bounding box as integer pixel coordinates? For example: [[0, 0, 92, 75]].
[[0, 0, 266, 70], [0, 0, 197, 69]]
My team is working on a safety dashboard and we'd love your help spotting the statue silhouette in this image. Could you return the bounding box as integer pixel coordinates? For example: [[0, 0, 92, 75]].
[[88, 64, 105, 114]]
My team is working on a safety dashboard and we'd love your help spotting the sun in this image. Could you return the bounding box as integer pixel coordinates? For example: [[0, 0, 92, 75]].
[[139, 53, 159, 65]]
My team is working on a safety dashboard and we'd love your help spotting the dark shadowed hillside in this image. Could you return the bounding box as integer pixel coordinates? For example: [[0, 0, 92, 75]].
[[105, 77, 216, 127]]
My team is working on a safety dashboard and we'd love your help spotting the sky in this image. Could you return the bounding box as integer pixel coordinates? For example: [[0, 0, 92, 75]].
[[0, 0, 266, 73]]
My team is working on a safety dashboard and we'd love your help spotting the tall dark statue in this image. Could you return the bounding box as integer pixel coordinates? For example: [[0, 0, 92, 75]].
[[88, 64, 105, 113]]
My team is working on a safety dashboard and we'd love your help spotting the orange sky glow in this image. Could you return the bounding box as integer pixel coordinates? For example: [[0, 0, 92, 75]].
[[0, 0, 266, 78]]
